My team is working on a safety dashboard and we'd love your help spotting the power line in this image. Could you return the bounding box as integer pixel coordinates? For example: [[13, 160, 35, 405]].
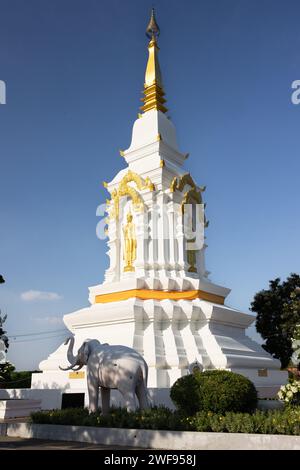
[[8, 329, 68, 338], [10, 333, 68, 343]]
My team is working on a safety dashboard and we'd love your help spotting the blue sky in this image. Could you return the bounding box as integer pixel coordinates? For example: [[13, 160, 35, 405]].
[[1, 0, 300, 370]]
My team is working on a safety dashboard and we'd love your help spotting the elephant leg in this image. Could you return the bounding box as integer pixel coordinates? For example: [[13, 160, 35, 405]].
[[87, 375, 99, 413], [136, 382, 149, 410], [101, 387, 110, 416], [122, 391, 137, 412]]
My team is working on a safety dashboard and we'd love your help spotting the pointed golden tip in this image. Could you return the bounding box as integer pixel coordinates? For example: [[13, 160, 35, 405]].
[[141, 8, 168, 114], [146, 8, 160, 40]]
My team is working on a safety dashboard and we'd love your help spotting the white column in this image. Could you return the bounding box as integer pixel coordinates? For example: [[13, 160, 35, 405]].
[[156, 192, 169, 273], [134, 209, 148, 277], [167, 199, 176, 273], [104, 217, 120, 283], [178, 301, 202, 365], [148, 198, 159, 274], [174, 205, 186, 275], [142, 300, 159, 387], [160, 300, 179, 368]]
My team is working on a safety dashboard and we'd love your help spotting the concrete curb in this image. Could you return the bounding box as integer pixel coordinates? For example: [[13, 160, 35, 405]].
[[3, 422, 300, 450]]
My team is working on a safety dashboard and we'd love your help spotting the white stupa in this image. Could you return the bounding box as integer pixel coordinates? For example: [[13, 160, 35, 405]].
[[32, 10, 286, 403]]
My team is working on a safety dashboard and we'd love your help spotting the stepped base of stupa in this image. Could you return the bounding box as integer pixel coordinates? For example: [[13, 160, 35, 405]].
[[31, 279, 287, 403]]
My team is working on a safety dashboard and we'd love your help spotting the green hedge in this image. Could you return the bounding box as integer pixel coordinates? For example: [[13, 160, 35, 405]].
[[31, 406, 300, 435], [0, 371, 40, 389], [170, 370, 258, 415], [31, 406, 190, 431], [191, 407, 300, 435]]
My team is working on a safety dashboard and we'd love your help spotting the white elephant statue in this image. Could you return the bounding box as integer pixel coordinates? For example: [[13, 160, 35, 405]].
[[60, 337, 150, 414]]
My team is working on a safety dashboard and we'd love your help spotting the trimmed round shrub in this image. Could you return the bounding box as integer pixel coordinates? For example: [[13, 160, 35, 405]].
[[170, 370, 258, 415], [170, 373, 200, 415]]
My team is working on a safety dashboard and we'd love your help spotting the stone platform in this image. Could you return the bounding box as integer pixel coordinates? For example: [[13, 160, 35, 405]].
[[0, 399, 41, 419]]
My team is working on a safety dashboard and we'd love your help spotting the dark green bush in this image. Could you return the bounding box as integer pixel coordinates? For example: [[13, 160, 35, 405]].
[[31, 407, 90, 426], [191, 407, 300, 435], [30, 406, 300, 435], [170, 370, 258, 415], [0, 369, 40, 389], [31, 406, 190, 431], [170, 373, 200, 415], [0, 362, 15, 385]]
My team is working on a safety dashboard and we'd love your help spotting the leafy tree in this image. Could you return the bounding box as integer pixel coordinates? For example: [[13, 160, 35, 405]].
[[282, 289, 300, 339], [0, 362, 15, 385], [250, 273, 300, 368], [0, 275, 12, 383], [0, 312, 9, 351], [0, 276, 8, 351]]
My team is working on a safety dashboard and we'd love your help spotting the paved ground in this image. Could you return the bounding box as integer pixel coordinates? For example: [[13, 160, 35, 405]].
[[0, 436, 141, 450]]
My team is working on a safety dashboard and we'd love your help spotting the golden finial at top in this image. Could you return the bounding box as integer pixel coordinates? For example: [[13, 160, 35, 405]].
[[140, 9, 168, 114], [146, 8, 160, 40]]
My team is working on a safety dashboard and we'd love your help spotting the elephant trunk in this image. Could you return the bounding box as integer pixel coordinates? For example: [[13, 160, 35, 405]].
[[59, 336, 80, 371], [65, 336, 78, 365]]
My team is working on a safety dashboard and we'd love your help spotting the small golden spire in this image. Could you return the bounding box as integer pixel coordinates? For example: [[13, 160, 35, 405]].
[[140, 9, 168, 114]]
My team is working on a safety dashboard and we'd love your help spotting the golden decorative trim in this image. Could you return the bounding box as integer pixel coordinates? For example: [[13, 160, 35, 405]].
[[105, 170, 155, 221], [69, 371, 85, 379], [181, 188, 202, 213], [156, 133, 162, 141], [170, 173, 197, 193], [119, 149, 125, 157], [169, 174, 207, 226], [120, 170, 155, 192], [160, 159, 165, 168], [140, 36, 168, 114], [170, 177, 177, 193], [177, 173, 197, 192], [103, 181, 108, 188], [95, 289, 224, 305], [144, 176, 155, 192]]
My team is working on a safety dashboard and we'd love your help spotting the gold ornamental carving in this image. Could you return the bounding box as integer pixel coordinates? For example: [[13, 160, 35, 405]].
[[169, 173, 208, 273], [105, 170, 155, 221]]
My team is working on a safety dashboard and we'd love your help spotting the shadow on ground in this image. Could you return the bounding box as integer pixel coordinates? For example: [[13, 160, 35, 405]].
[[0, 436, 144, 450]]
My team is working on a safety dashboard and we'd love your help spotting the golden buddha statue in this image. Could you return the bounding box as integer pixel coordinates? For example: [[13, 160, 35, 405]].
[[123, 212, 137, 272]]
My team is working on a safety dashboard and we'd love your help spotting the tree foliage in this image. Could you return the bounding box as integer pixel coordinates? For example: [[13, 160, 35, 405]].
[[0, 312, 9, 351], [251, 273, 300, 368], [282, 289, 300, 342]]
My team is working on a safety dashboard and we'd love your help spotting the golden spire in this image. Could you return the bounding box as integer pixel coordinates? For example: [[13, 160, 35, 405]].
[[140, 9, 168, 114]]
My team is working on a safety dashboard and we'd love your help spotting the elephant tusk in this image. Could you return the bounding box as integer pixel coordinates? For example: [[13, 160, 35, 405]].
[[59, 362, 77, 371], [71, 364, 84, 371]]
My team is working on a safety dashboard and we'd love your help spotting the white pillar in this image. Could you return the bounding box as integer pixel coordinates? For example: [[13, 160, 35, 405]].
[[148, 198, 159, 274], [167, 199, 176, 273], [104, 217, 120, 283], [134, 209, 148, 277], [174, 205, 186, 275]]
